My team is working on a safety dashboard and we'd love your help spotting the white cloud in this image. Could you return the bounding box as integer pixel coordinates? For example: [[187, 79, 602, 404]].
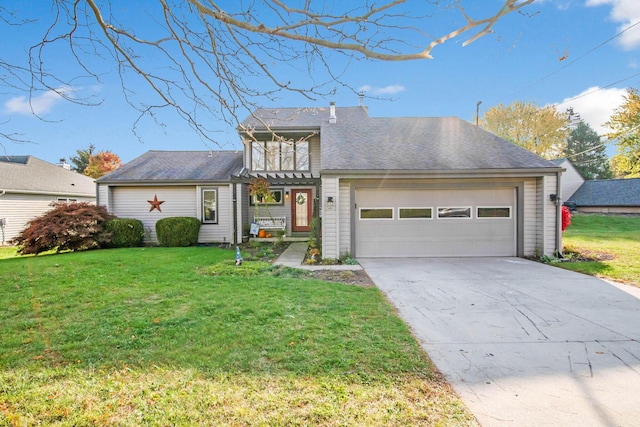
[[358, 84, 406, 96], [4, 88, 69, 115], [586, 0, 640, 50], [557, 86, 627, 134]]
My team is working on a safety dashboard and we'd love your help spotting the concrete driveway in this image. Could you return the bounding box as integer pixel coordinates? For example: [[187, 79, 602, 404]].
[[358, 257, 640, 427]]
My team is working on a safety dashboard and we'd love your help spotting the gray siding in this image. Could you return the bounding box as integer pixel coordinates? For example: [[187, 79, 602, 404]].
[[320, 177, 339, 258], [309, 135, 321, 176], [109, 185, 233, 245], [543, 175, 559, 256], [97, 184, 110, 209], [523, 179, 538, 256], [0, 193, 94, 244], [338, 180, 351, 258], [197, 185, 234, 244]]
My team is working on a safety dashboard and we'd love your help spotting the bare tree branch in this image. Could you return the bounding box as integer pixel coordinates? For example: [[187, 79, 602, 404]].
[[1, 0, 535, 145]]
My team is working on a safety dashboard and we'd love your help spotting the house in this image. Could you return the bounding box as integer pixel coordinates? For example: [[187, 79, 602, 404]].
[[96, 151, 243, 244], [567, 178, 640, 214], [0, 155, 96, 244], [550, 158, 585, 200], [97, 104, 564, 258]]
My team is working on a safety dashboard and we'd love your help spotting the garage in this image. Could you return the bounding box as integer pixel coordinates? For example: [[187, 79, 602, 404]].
[[355, 187, 516, 257]]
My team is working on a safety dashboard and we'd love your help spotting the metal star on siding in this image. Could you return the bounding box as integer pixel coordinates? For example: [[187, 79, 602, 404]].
[[148, 195, 165, 212]]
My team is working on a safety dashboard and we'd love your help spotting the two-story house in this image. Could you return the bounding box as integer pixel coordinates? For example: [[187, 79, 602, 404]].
[[97, 103, 564, 258]]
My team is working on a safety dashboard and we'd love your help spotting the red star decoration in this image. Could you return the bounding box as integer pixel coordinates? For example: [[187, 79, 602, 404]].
[[147, 195, 165, 212]]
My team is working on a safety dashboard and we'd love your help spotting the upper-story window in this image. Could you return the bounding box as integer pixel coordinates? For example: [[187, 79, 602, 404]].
[[251, 140, 309, 172]]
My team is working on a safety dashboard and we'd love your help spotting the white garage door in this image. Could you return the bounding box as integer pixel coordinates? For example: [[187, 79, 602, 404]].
[[355, 188, 516, 257]]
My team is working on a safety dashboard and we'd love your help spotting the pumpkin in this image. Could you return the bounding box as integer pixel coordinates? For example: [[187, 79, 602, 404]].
[[258, 229, 267, 238]]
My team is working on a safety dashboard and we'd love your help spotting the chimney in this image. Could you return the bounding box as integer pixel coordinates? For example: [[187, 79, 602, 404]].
[[359, 92, 365, 107], [57, 158, 71, 170], [329, 101, 336, 124]]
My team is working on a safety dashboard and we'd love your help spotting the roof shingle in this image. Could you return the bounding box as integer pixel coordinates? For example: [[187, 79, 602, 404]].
[[568, 179, 640, 207], [242, 106, 559, 172], [0, 155, 96, 196], [97, 150, 243, 183]]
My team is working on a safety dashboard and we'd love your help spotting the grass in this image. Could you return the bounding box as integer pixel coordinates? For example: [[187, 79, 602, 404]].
[[0, 246, 475, 426], [560, 213, 640, 287], [0, 246, 18, 260]]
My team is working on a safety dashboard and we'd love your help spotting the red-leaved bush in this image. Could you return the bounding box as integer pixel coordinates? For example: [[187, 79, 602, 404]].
[[561, 205, 572, 232], [11, 202, 115, 255]]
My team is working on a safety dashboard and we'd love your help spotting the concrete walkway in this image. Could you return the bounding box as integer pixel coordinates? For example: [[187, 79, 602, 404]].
[[273, 242, 362, 270], [359, 257, 640, 427]]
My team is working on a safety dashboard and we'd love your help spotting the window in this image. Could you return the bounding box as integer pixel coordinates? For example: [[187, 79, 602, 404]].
[[295, 141, 309, 170], [281, 141, 294, 170], [266, 141, 280, 171], [251, 141, 310, 172], [56, 198, 78, 203], [202, 189, 217, 223], [249, 188, 284, 206], [399, 207, 432, 219], [477, 206, 511, 219], [359, 208, 393, 220], [251, 143, 265, 171], [437, 207, 471, 219]]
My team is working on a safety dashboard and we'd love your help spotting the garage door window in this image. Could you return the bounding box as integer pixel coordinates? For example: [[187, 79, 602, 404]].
[[399, 207, 432, 219], [437, 207, 471, 219], [360, 208, 393, 220], [477, 206, 511, 219]]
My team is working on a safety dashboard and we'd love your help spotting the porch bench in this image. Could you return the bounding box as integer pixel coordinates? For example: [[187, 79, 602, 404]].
[[253, 216, 287, 232]]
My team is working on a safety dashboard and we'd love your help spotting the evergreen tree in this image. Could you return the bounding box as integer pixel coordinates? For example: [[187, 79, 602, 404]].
[[565, 121, 612, 180], [69, 144, 96, 173]]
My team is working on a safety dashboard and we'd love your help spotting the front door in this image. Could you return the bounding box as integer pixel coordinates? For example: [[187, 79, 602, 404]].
[[291, 189, 312, 232]]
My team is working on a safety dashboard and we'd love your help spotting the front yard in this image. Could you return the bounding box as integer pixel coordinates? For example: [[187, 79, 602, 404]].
[[561, 213, 640, 287], [0, 247, 475, 426]]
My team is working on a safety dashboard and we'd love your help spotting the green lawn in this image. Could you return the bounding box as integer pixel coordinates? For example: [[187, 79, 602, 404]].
[[0, 247, 475, 426], [561, 214, 640, 287]]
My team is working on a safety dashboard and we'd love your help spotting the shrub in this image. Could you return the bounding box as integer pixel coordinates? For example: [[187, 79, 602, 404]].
[[562, 206, 572, 232], [309, 216, 321, 248], [156, 217, 201, 247], [104, 218, 145, 247], [11, 202, 114, 255]]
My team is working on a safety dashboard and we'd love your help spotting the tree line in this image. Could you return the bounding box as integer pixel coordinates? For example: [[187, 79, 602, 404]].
[[481, 87, 640, 179]]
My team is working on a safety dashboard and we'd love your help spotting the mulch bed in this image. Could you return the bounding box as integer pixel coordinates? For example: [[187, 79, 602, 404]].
[[563, 248, 615, 262]]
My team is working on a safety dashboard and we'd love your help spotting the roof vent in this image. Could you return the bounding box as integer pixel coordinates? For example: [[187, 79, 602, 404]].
[[329, 101, 336, 124]]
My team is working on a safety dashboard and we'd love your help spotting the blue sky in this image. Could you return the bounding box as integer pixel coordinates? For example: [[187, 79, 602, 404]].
[[1, 0, 639, 165]]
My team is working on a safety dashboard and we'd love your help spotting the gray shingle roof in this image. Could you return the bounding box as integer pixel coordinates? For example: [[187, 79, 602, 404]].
[[568, 179, 640, 207], [242, 107, 559, 172], [0, 155, 96, 196], [97, 150, 243, 183]]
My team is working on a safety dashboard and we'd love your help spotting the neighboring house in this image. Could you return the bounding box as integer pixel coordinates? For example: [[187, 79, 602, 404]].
[[97, 104, 564, 258], [550, 158, 585, 200], [0, 155, 96, 244], [567, 178, 640, 214]]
